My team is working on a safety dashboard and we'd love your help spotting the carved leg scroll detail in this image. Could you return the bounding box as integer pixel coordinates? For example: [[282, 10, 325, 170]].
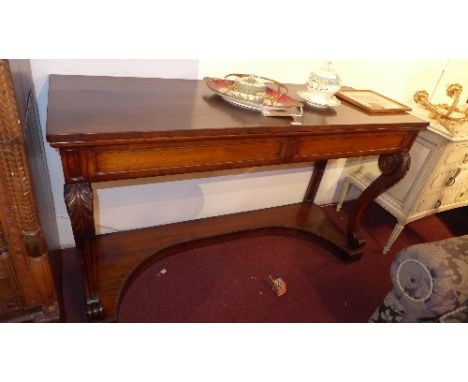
[[347, 152, 411, 251], [64, 182, 103, 321]]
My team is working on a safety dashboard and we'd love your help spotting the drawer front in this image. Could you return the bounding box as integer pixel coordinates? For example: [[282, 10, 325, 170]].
[[415, 189, 462, 214], [91, 138, 286, 180], [293, 132, 408, 160], [443, 143, 468, 166], [415, 192, 440, 213], [455, 188, 468, 203], [430, 167, 468, 189]]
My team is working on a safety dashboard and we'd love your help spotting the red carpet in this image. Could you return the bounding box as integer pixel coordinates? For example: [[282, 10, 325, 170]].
[[118, 233, 387, 322], [117, 202, 462, 322], [59, 202, 467, 323]]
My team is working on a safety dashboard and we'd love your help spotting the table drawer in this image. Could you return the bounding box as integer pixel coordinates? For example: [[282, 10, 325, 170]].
[[293, 132, 408, 160], [90, 138, 286, 180]]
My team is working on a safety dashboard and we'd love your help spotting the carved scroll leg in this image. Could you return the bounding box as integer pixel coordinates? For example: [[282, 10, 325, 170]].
[[64, 182, 103, 321], [347, 152, 411, 252]]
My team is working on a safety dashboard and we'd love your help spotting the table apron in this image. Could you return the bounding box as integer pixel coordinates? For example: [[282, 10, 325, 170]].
[[59, 131, 416, 183]]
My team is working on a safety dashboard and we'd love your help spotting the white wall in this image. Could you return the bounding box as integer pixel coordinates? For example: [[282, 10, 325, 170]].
[[31, 59, 467, 248]]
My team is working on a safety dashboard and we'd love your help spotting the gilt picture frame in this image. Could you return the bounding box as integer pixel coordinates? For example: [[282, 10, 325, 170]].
[[337, 89, 411, 114]]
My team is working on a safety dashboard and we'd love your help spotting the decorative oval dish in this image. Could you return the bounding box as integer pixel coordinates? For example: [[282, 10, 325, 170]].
[[204, 74, 303, 119]]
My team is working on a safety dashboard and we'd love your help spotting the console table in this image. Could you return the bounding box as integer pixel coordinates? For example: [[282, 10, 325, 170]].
[[46, 75, 428, 322]]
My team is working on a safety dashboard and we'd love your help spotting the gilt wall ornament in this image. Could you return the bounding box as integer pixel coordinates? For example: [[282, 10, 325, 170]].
[[414, 83, 468, 135]]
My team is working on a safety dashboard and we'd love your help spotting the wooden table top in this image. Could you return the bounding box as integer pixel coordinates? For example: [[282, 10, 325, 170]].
[[46, 75, 428, 145]]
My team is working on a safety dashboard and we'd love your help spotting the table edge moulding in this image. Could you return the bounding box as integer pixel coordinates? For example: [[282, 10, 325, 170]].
[[46, 75, 428, 322]]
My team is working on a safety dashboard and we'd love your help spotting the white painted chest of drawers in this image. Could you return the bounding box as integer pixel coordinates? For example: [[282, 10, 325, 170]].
[[337, 112, 468, 254]]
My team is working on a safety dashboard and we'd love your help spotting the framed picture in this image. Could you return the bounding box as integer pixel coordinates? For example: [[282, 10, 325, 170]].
[[336, 89, 411, 114]]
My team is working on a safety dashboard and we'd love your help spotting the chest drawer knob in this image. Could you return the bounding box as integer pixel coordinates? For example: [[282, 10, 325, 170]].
[[446, 168, 461, 186], [434, 199, 442, 209]]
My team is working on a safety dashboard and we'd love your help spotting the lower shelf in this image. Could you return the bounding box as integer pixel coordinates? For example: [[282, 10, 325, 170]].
[[90, 202, 361, 321]]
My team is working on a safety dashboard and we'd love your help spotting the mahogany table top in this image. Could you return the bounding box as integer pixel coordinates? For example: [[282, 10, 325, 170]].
[[46, 75, 428, 145]]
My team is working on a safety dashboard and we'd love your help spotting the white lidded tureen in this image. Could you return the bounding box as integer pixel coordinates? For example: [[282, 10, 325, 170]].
[[298, 62, 342, 108]]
